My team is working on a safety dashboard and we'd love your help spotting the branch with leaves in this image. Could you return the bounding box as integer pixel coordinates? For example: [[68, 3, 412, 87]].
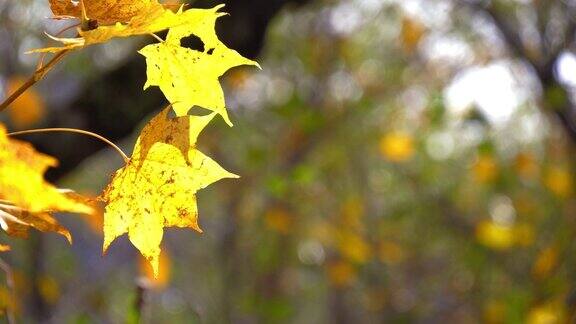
[[0, 0, 257, 281]]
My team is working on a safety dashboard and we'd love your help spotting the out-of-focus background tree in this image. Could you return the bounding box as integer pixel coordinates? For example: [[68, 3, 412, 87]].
[[2, 0, 576, 322]]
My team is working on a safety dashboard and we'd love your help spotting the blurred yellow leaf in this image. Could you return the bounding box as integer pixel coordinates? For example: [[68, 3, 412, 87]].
[[475, 220, 534, 250], [327, 261, 356, 287], [0, 124, 91, 214], [264, 207, 293, 234], [484, 300, 506, 324], [227, 69, 251, 90], [473, 155, 498, 183], [379, 131, 415, 163], [527, 302, 564, 324], [532, 246, 559, 280], [0, 286, 15, 316], [544, 166, 572, 198], [139, 249, 171, 288], [308, 220, 333, 245], [5, 76, 45, 128], [337, 232, 371, 264], [38, 275, 59, 305], [475, 220, 515, 250], [514, 223, 534, 247], [101, 108, 237, 276], [0, 245, 9, 252], [400, 15, 426, 53], [514, 152, 538, 180], [379, 241, 406, 265], [340, 197, 364, 230]]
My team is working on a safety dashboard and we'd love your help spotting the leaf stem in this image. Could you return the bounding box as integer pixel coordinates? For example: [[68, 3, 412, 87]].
[[0, 50, 69, 112], [8, 128, 129, 162], [37, 24, 79, 71], [150, 33, 164, 43]]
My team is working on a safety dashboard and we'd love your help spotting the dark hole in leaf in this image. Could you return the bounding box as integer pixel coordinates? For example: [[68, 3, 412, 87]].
[[180, 34, 205, 52], [207, 48, 214, 55], [188, 106, 212, 116]]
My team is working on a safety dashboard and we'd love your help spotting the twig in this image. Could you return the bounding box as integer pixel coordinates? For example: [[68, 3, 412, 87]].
[[460, 0, 576, 144], [8, 128, 129, 162], [37, 24, 79, 71], [0, 50, 69, 112], [149, 33, 164, 43], [130, 278, 150, 324]]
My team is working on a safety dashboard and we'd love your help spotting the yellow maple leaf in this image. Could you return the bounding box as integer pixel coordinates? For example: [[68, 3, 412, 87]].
[[139, 6, 259, 125], [0, 124, 91, 214], [33, 4, 258, 124], [101, 107, 238, 275], [34, 4, 252, 63], [35, 3, 180, 52], [139, 249, 171, 288], [49, 0, 159, 25]]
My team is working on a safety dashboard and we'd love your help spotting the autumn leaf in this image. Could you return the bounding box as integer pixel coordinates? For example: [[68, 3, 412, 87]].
[[33, 4, 246, 59], [101, 107, 238, 275], [0, 124, 91, 214], [139, 6, 259, 125], [49, 0, 160, 25], [139, 249, 171, 288], [5, 76, 45, 128], [0, 245, 10, 252], [379, 131, 415, 163], [400, 15, 426, 53], [35, 3, 174, 52], [0, 208, 71, 243], [34, 3, 258, 124]]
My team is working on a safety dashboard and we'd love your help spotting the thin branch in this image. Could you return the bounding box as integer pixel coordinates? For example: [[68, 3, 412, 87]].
[[130, 278, 150, 324], [150, 33, 164, 43], [461, 0, 576, 143], [8, 128, 129, 162], [37, 24, 79, 70], [0, 50, 69, 112], [472, 2, 527, 58]]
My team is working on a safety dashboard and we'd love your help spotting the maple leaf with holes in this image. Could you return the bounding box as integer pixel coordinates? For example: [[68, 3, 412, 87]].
[[100, 107, 237, 275], [139, 6, 259, 125]]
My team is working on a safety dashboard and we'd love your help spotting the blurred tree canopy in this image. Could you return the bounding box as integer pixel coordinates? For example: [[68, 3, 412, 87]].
[[2, 0, 576, 323]]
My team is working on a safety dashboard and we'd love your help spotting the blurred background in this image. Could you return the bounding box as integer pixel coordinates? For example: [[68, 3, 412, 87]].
[[1, 0, 576, 322]]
